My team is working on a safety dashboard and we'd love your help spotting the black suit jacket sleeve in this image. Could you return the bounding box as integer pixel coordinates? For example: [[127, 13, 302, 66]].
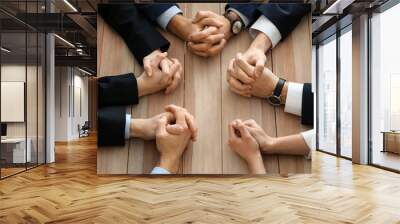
[[97, 73, 139, 108], [301, 83, 313, 126], [136, 3, 179, 25], [97, 74, 139, 147], [226, 3, 309, 40], [98, 106, 126, 146], [98, 4, 170, 65]]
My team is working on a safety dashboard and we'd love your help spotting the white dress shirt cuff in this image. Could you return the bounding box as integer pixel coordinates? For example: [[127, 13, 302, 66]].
[[156, 6, 183, 30], [151, 167, 171, 174], [301, 129, 315, 159], [249, 15, 282, 48], [227, 8, 250, 28], [284, 82, 304, 117], [125, 114, 131, 139]]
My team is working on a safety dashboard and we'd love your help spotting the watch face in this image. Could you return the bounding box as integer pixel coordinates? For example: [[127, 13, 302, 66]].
[[268, 96, 281, 106], [232, 21, 242, 34]]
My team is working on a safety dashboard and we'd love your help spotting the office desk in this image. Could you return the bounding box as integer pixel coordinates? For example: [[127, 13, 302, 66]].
[[1, 138, 31, 164], [97, 3, 312, 174]]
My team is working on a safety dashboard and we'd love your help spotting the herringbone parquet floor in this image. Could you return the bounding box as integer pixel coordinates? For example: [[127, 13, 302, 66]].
[[1, 135, 400, 224]]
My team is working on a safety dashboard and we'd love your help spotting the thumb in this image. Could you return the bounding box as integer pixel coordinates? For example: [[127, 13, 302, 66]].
[[156, 116, 168, 136], [245, 126, 257, 137], [166, 124, 184, 135], [237, 122, 251, 139], [193, 11, 207, 23], [143, 58, 152, 77], [153, 52, 168, 67], [255, 57, 265, 79]]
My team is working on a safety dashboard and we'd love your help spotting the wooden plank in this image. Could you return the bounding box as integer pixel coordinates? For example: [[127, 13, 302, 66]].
[[221, 30, 264, 174], [127, 4, 186, 174], [127, 57, 147, 174], [271, 14, 312, 174], [182, 3, 222, 174], [97, 16, 134, 174], [263, 51, 280, 173]]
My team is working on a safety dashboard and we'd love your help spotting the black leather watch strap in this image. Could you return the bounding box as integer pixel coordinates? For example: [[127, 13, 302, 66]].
[[273, 78, 286, 97]]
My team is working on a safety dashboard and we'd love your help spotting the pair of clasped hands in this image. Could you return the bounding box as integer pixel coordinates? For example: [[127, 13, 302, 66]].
[[137, 10, 277, 100], [134, 11, 280, 174], [139, 105, 274, 175]]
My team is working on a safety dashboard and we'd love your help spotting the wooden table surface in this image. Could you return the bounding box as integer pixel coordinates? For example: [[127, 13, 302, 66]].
[[97, 3, 312, 174]]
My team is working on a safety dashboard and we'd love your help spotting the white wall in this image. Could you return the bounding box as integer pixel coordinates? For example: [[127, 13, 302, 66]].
[[54, 67, 89, 141]]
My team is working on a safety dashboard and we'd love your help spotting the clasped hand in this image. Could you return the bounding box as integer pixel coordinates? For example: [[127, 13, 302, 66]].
[[139, 50, 183, 96], [187, 11, 231, 57], [155, 105, 196, 173], [227, 52, 278, 99]]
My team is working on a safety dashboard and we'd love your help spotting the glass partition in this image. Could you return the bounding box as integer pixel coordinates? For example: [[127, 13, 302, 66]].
[[1, 30, 28, 178], [0, 1, 46, 179]]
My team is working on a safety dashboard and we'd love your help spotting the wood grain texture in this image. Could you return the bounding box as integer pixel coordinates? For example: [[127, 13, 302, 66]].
[[221, 28, 263, 174], [88, 77, 97, 132], [126, 4, 187, 174], [97, 4, 312, 174], [263, 51, 280, 173], [97, 16, 134, 174], [2, 136, 400, 223], [183, 3, 223, 174], [272, 14, 312, 174]]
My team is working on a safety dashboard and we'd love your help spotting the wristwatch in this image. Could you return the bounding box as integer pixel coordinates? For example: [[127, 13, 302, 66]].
[[267, 78, 286, 106], [223, 10, 244, 35]]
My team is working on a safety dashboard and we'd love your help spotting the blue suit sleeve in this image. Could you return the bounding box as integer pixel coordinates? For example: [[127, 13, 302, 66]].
[[225, 3, 260, 27], [256, 4, 310, 40], [136, 3, 179, 24]]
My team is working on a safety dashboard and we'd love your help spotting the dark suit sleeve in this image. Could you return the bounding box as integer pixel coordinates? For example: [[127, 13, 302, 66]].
[[225, 3, 260, 27], [256, 4, 310, 40], [301, 83, 313, 126], [136, 3, 179, 24], [98, 4, 170, 65], [97, 106, 126, 146], [97, 73, 139, 108], [97, 73, 140, 147]]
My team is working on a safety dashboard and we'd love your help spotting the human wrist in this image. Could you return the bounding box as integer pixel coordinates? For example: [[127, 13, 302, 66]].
[[250, 32, 272, 53], [222, 16, 233, 40], [137, 75, 149, 97], [260, 136, 277, 154], [167, 14, 192, 41], [130, 118, 154, 139], [159, 154, 180, 174], [247, 154, 266, 174], [280, 81, 289, 105]]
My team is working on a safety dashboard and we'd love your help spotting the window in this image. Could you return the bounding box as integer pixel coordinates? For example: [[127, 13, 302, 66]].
[[370, 3, 400, 171], [339, 28, 352, 158], [318, 36, 337, 154]]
